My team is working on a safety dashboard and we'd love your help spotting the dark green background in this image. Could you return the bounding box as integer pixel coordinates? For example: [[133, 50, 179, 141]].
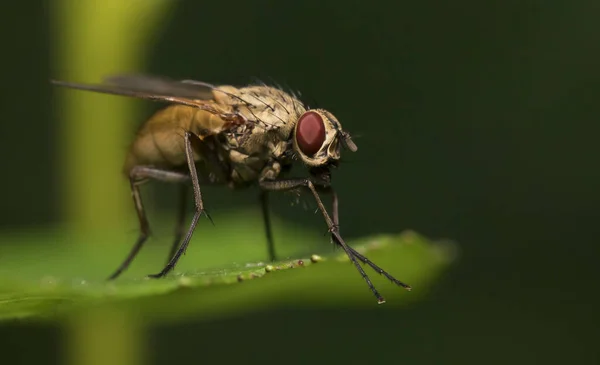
[[1, 1, 598, 364]]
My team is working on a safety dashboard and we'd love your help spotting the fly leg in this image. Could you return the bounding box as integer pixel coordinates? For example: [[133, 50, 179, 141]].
[[108, 167, 190, 280], [166, 184, 189, 265], [259, 178, 388, 303], [260, 191, 277, 262], [320, 187, 411, 290], [148, 131, 211, 278], [163, 133, 228, 265]]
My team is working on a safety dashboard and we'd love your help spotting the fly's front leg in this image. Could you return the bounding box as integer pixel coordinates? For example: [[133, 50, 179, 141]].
[[108, 167, 190, 280], [148, 131, 211, 278], [259, 178, 386, 303], [315, 186, 340, 239], [319, 187, 411, 291]]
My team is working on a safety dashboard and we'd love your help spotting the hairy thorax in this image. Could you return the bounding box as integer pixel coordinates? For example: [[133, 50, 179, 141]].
[[123, 85, 306, 187]]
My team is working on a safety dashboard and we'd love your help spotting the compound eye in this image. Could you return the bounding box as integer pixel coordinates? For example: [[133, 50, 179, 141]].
[[296, 111, 326, 156]]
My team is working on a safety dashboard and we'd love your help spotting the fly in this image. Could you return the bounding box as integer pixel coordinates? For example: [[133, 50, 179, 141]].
[[51, 74, 411, 303]]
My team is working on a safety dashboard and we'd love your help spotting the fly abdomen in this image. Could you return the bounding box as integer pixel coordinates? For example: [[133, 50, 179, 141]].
[[123, 105, 217, 175]]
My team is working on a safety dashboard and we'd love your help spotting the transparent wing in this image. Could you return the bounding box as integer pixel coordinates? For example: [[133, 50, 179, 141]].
[[51, 74, 218, 109]]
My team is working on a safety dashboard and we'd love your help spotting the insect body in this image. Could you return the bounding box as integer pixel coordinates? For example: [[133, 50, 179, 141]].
[[51, 74, 411, 303]]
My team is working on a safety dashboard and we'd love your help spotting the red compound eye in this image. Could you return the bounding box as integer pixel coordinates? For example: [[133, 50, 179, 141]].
[[296, 111, 326, 156]]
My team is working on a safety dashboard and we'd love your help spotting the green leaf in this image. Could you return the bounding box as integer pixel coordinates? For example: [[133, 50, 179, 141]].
[[0, 210, 456, 324]]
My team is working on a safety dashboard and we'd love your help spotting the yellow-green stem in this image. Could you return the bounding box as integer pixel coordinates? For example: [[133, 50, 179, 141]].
[[50, 0, 173, 235], [65, 308, 144, 365]]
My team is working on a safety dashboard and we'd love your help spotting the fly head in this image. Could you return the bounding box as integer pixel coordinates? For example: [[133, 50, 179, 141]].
[[292, 109, 357, 169]]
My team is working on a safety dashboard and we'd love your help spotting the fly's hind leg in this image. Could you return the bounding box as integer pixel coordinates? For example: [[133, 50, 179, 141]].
[[107, 167, 190, 280]]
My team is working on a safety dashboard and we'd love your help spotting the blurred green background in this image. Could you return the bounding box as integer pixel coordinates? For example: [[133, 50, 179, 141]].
[[1, 0, 598, 364]]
